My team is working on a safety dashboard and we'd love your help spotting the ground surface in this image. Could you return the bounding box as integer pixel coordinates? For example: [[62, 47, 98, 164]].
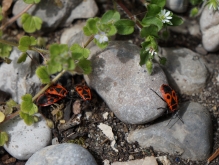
[[1, 1, 219, 165]]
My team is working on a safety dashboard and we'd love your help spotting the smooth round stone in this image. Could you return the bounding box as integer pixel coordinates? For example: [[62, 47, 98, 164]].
[[84, 41, 168, 124], [25, 143, 98, 165], [128, 102, 212, 161], [0, 114, 52, 160]]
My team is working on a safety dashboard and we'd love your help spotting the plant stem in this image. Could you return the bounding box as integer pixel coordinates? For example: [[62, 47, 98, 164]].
[[0, 4, 34, 31], [0, 39, 18, 47], [83, 35, 94, 48], [115, 0, 143, 30]]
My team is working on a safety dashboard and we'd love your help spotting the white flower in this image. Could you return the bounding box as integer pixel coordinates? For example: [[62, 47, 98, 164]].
[[159, 9, 172, 24], [146, 47, 157, 56], [94, 32, 109, 44]]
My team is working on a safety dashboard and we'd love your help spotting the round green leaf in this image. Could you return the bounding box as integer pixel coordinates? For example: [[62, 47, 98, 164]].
[[35, 66, 50, 84], [0, 132, 8, 146], [0, 43, 12, 58], [77, 58, 92, 74], [150, 0, 166, 7], [101, 10, 120, 24], [17, 52, 28, 63], [114, 19, 135, 35], [146, 4, 161, 17], [170, 14, 183, 26], [140, 25, 159, 38], [19, 111, 34, 125], [21, 13, 42, 33]]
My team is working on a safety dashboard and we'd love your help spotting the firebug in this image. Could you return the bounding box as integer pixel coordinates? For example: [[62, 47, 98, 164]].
[[150, 84, 183, 127], [36, 84, 68, 107], [75, 85, 92, 101]]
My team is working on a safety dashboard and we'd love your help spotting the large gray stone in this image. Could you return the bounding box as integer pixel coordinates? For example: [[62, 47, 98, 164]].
[[159, 47, 208, 95], [166, 0, 188, 13], [25, 143, 97, 165], [84, 41, 168, 124], [128, 102, 212, 161]]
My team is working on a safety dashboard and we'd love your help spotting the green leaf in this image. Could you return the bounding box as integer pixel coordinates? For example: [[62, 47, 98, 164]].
[[0, 7, 3, 21], [114, 19, 135, 35], [146, 60, 153, 74], [77, 58, 92, 74], [17, 52, 28, 63], [21, 13, 42, 33], [0, 112, 5, 123], [142, 16, 163, 31], [0, 43, 12, 58], [35, 66, 50, 84], [159, 56, 167, 65], [170, 14, 184, 26], [189, 0, 202, 5], [21, 94, 38, 115], [146, 4, 161, 17], [106, 25, 117, 36], [190, 7, 199, 17], [23, 0, 41, 4], [47, 60, 62, 74], [101, 10, 120, 24], [151, 0, 166, 7], [0, 132, 8, 146], [140, 25, 158, 38], [18, 36, 37, 52], [19, 111, 34, 125], [139, 48, 150, 66], [94, 39, 108, 49], [83, 18, 99, 36], [65, 60, 75, 70], [70, 43, 90, 60]]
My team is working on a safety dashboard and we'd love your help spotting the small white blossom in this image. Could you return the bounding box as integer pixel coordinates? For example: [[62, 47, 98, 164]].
[[159, 9, 172, 24], [94, 32, 109, 44], [146, 47, 157, 56]]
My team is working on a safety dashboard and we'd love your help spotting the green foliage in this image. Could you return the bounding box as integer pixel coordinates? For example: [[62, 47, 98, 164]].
[[20, 94, 38, 125], [4, 99, 19, 116], [23, 0, 41, 4], [170, 14, 184, 26], [17, 52, 28, 63], [0, 43, 12, 58], [83, 18, 99, 36], [77, 58, 92, 74], [114, 19, 135, 35], [0, 7, 3, 21], [151, 0, 166, 7], [36, 66, 50, 84], [70, 43, 90, 60], [189, 0, 203, 5], [101, 10, 120, 24], [21, 13, 42, 33], [190, 7, 199, 17], [0, 132, 8, 146], [18, 36, 37, 52]]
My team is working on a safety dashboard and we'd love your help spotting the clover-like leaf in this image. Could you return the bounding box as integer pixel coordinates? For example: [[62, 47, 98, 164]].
[[0, 132, 8, 146], [21, 13, 42, 33], [159, 56, 167, 65], [70, 43, 90, 60], [36, 66, 50, 84], [0, 43, 12, 58], [77, 58, 92, 74], [146, 4, 161, 17], [0, 112, 5, 123], [17, 52, 28, 63], [101, 10, 120, 24], [114, 19, 135, 35], [4, 99, 18, 116], [18, 36, 37, 52], [21, 94, 38, 115], [23, 0, 41, 4], [83, 17, 99, 36], [94, 38, 108, 49], [19, 111, 35, 125], [142, 16, 163, 31], [146, 59, 153, 75], [190, 7, 199, 17]]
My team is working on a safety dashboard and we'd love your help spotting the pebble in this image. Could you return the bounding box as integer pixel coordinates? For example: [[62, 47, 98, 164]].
[[25, 143, 97, 165], [84, 41, 168, 124], [0, 114, 52, 160], [127, 102, 212, 161], [166, 0, 188, 13], [200, 6, 219, 52], [159, 47, 208, 95], [0, 48, 41, 103], [111, 156, 158, 165]]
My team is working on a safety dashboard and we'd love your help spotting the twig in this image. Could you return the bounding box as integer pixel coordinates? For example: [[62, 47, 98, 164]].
[[207, 148, 219, 164], [0, 4, 34, 31]]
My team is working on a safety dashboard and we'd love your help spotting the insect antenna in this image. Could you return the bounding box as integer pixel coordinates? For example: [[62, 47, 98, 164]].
[[167, 112, 184, 129]]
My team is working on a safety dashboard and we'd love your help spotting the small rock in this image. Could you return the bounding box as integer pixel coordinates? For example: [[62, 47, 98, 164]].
[[12, 0, 82, 31], [128, 155, 134, 160], [195, 44, 208, 55], [103, 112, 109, 120], [156, 156, 171, 165], [84, 41, 168, 124], [200, 7, 219, 52], [166, 0, 188, 13], [159, 47, 208, 95], [127, 102, 212, 161], [0, 114, 52, 160], [60, 21, 86, 45], [64, 0, 98, 25], [25, 143, 97, 165], [111, 156, 158, 165], [0, 48, 41, 103]]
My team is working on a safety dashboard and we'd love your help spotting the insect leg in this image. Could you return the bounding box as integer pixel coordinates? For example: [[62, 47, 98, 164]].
[[150, 88, 166, 102]]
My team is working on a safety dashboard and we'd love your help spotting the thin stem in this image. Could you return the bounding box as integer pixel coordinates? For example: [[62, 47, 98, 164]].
[[83, 35, 94, 48], [0, 39, 18, 47], [207, 148, 219, 164], [115, 0, 143, 30], [0, 4, 34, 31]]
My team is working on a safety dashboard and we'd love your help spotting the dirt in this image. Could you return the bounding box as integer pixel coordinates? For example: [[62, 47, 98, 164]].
[[1, 0, 219, 165]]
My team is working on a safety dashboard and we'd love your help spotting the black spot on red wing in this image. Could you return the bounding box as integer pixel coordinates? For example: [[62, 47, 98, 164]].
[[162, 84, 173, 93], [166, 95, 171, 99]]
